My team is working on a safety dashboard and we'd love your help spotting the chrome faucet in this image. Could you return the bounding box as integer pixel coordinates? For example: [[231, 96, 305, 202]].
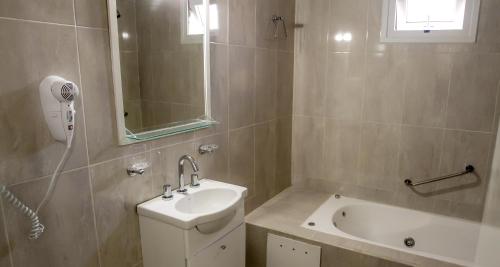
[[178, 155, 200, 193]]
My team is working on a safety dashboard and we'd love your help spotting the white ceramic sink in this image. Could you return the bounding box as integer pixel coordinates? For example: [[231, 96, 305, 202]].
[[137, 179, 247, 229]]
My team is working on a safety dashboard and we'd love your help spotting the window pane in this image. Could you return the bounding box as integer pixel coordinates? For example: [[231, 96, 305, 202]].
[[396, 0, 466, 31], [406, 0, 458, 22], [187, 3, 219, 36]]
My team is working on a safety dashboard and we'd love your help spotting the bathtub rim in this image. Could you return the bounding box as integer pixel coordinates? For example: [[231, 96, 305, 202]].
[[302, 194, 483, 267]]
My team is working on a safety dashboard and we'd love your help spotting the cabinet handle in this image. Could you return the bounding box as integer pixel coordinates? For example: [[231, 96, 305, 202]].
[[220, 245, 227, 250]]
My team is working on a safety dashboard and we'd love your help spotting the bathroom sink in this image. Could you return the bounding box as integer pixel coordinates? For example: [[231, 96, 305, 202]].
[[175, 188, 238, 214], [137, 179, 247, 229]]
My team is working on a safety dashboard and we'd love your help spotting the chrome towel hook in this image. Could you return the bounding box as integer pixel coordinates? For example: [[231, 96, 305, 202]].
[[272, 15, 288, 39]]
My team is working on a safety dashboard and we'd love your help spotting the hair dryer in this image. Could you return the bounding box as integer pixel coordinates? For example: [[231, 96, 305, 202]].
[[0, 76, 80, 240], [39, 76, 79, 147]]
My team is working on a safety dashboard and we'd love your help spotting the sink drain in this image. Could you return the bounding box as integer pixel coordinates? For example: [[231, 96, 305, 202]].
[[404, 237, 415, 248]]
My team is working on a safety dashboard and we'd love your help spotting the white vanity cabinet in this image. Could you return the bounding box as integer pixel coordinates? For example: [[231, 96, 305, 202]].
[[139, 201, 246, 267], [188, 224, 245, 267]]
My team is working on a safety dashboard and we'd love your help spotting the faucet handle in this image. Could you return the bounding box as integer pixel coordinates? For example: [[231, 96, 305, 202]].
[[191, 174, 200, 187], [162, 184, 173, 200]]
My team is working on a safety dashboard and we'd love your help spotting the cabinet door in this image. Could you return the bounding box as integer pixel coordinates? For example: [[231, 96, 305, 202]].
[[188, 224, 245, 267]]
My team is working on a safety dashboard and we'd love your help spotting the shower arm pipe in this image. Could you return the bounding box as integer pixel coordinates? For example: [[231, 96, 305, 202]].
[[404, 165, 475, 187]]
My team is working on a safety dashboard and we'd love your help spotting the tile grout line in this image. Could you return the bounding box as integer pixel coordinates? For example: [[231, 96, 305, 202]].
[[71, 0, 102, 265], [437, 51, 455, 181], [226, 4, 232, 196], [394, 43, 410, 200], [0, 16, 108, 31], [292, 114, 496, 135], [355, 0, 370, 188], [7, 116, 265, 188], [252, 0, 257, 201], [319, 0, 332, 182]]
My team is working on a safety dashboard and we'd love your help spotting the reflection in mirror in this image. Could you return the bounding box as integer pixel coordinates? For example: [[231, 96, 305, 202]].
[[109, 0, 217, 144]]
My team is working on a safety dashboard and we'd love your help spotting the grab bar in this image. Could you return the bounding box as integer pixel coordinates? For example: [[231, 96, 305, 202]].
[[404, 165, 475, 187]]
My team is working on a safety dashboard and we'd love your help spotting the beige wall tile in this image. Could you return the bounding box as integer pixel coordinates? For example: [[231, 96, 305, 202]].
[[229, 126, 256, 197], [403, 51, 451, 127], [437, 130, 493, 206], [446, 53, 500, 132], [255, 49, 278, 123], [0, 20, 87, 185], [74, 0, 108, 28], [0, 208, 11, 267], [325, 52, 365, 120], [358, 123, 401, 190], [363, 51, 406, 123], [293, 47, 327, 116], [91, 152, 153, 267], [449, 202, 484, 221], [229, 46, 255, 129], [295, 0, 329, 51], [228, 0, 256, 46], [475, 0, 500, 52], [276, 117, 292, 192], [277, 51, 294, 117], [0, 0, 74, 24], [254, 122, 277, 206], [328, 0, 368, 53], [292, 116, 325, 181], [324, 119, 361, 184], [5, 168, 99, 267], [293, 0, 329, 116], [398, 126, 443, 183]]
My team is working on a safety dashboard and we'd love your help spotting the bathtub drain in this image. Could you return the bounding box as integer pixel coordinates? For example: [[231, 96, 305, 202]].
[[404, 237, 415, 248]]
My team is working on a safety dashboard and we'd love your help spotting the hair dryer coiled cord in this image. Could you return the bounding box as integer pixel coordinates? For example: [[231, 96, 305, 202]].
[[0, 117, 74, 240], [0, 185, 45, 240]]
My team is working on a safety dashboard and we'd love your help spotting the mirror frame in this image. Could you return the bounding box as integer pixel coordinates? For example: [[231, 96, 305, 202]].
[[107, 0, 215, 145]]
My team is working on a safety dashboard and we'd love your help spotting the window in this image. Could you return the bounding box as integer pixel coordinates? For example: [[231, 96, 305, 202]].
[[381, 0, 481, 43], [181, 0, 219, 44]]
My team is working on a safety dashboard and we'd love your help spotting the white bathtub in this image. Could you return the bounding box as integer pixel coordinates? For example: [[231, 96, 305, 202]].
[[302, 195, 500, 267]]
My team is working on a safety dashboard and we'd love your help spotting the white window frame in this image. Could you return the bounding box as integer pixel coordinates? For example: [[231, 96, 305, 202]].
[[380, 0, 481, 43], [181, 0, 204, 44]]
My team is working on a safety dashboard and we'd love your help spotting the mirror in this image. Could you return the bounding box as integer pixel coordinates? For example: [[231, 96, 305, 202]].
[[107, 0, 216, 145]]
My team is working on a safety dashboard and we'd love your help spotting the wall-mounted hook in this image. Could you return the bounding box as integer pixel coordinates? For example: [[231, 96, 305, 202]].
[[272, 15, 288, 39]]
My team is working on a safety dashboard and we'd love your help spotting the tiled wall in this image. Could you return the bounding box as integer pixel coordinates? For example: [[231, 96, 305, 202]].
[[0, 0, 294, 266], [292, 0, 500, 221]]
